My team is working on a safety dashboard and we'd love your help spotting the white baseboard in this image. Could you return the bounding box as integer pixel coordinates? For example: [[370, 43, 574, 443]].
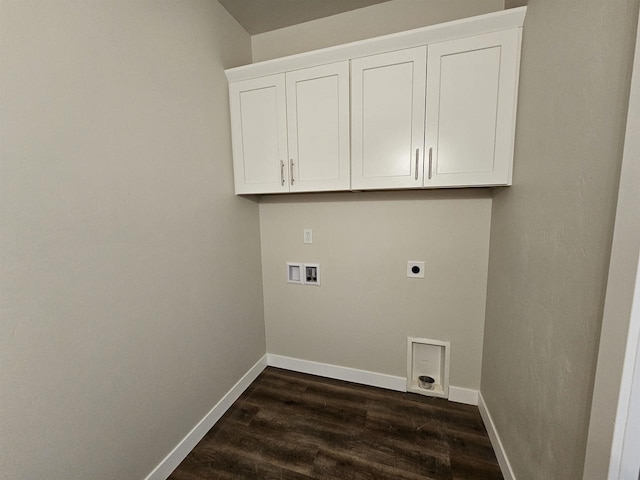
[[267, 354, 407, 392], [144, 355, 268, 480], [266, 354, 478, 407], [449, 386, 479, 406], [478, 391, 516, 480]]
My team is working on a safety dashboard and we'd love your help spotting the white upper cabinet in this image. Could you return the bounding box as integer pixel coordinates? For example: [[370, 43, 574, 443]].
[[229, 62, 350, 194], [424, 29, 520, 187], [286, 62, 350, 192], [226, 7, 526, 194], [351, 47, 427, 190], [229, 75, 288, 194]]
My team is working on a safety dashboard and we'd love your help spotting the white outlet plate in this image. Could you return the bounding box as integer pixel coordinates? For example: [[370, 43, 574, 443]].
[[304, 229, 312, 244], [407, 261, 425, 278]]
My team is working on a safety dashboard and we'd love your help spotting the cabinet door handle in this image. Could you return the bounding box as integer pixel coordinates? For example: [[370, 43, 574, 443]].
[[290, 159, 295, 185], [280, 160, 285, 186], [415, 149, 419, 180], [428, 147, 433, 180]]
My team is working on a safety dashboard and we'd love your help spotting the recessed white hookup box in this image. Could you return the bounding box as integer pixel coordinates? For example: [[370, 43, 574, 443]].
[[287, 262, 320, 286], [304, 264, 320, 285], [287, 263, 303, 284], [407, 337, 450, 399]]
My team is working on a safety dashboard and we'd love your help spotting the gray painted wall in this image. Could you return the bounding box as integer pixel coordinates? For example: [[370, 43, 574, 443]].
[[251, 0, 504, 62], [252, 0, 503, 392], [481, 1, 639, 479], [584, 8, 640, 477], [260, 191, 491, 389], [0, 1, 265, 479]]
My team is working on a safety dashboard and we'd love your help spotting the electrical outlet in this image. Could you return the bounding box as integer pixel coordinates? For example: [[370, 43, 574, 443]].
[[407, 261, 425, 278]]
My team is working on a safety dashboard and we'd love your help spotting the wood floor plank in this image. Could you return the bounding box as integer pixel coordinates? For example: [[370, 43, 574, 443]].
[[211, 424, 319, 475], [169, 367, 503, 480], [244, 386, 368, 432], [364, 409, 449, 457], [450, 454, 503, 480], [445, 428, 498, 460], [311, 448, 446, 480], [248, 407, 365, 450], [318, 435, 451, 479], [173, 447, 316, 480]]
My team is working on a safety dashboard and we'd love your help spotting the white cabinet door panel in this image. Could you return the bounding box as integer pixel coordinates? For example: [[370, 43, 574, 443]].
[[437, 47, 500, 174], [351, 47, 427, 190], [425, 29, 519, 187], [229, 75, 288, 194], [286, 62, 350, 192]]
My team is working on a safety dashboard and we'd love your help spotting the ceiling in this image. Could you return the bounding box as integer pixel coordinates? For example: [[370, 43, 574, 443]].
[[218, 0, 393, 35]]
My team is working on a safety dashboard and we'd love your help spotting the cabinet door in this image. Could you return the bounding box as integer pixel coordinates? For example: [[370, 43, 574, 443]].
[[425, 29, 520, 187], [351, 47, 427, 190], [229, 75, 288, 194], [286, 62, 350, 192]]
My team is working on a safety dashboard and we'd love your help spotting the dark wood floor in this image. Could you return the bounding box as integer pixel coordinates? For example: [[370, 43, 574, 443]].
[[169, 367, 503, 480]]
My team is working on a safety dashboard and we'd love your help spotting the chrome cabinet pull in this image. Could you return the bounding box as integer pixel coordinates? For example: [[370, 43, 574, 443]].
[[280, 160, 285, 186], [428, 147, 433, 180], [415, 149, 419, 180], [290, 159, 295, 185]]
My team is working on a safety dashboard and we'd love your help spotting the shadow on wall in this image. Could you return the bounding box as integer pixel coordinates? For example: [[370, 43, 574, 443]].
[[257, 188, 493, 206], [505, 0, 528, 8]]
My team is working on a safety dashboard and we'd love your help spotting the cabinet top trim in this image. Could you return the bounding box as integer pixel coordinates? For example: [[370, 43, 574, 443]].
[[225, 7, 526, 83]]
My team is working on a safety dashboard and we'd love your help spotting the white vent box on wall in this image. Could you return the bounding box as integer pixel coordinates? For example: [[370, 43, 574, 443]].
[[407, 337, 451, 398]]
